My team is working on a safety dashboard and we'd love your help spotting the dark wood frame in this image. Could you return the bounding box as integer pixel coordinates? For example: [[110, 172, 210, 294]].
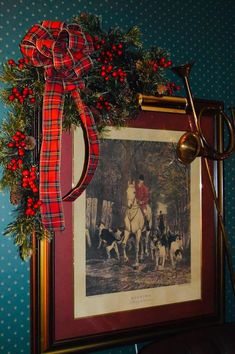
[[31, 96, 225, 354]]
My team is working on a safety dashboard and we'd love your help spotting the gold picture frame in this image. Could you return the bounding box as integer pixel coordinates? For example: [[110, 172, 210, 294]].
[[31, 97, 224, 353]]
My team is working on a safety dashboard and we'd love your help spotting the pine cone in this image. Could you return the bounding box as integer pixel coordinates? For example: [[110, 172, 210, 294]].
[[157, 84, 167, 95], [25, 136, 36, 150]]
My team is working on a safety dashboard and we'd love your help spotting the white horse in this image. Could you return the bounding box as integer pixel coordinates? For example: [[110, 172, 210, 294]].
[[122, 182, 152, 267]]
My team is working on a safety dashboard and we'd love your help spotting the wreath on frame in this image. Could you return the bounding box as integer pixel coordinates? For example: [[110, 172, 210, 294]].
[[0, 13, 180, 260]]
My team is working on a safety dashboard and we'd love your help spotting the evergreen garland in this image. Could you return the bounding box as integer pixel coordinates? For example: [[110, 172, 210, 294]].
[[0, 13, 180, 260]]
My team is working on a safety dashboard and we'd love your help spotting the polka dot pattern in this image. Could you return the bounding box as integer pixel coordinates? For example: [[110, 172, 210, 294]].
[[0, 192, 30, 354], [0, 0, 234, 353]]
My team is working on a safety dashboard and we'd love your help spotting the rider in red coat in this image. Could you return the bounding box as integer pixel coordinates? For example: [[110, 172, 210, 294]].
[[135, 175, 150, 230]]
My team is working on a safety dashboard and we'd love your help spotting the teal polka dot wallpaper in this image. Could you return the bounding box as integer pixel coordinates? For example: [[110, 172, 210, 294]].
[[0, 0, 234, 353]]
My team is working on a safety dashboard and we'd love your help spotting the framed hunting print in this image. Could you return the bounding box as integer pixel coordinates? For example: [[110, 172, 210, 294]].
[[31, 98, 224, 353]]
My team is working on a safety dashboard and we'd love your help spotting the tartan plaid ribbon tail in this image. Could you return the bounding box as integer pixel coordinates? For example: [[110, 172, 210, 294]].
[[40, 80, 65, 230], [62, 91, 99, 202]]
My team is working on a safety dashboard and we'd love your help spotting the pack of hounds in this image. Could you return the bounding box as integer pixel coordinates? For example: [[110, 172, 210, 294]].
[[87, 222, 184, 270]]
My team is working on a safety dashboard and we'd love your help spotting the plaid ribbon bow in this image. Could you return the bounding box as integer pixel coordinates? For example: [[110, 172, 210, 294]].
[[20, 21, 99, 231]]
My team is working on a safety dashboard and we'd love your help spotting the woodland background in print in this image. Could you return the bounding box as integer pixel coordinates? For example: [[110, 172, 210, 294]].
[[85, 137, 191, 296]]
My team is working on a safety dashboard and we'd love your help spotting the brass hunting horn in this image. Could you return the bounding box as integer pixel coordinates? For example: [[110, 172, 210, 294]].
[[172, 62, 235, 296], [172, 63, 235, 164]]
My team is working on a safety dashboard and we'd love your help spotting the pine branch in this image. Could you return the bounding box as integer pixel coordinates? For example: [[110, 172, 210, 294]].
[[4, 214, 52, 260], [124, 26, 142, 47], [72, 12, 103, 35]]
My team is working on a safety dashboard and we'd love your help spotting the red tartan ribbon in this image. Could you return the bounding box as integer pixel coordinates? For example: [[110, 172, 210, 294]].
[[20, 21, 99, 231]]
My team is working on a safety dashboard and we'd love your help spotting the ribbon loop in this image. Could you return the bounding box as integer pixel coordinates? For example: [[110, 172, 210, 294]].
[[20, 21, 99, 231]]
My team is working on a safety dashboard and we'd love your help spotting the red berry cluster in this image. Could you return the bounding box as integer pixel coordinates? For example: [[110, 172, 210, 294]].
[[148, 57, 172, 72], [8, 86, 35, 105], [7, 158, 23, 171], [93, 36, 106, 51], [166, 82, 181, 95], [7, 131, 26, 171], [8, 131, 26, 155], [93, 37, 127, 84], [158, 57, 172, 68], [100, 65, 127, 83], [25, 197, 42, 216], [94, 37, 124, 64], [151, 61, 159, 72], [7, 58, 27, 70], [96, 96, 111, 111], [21, 167, 38, 193]]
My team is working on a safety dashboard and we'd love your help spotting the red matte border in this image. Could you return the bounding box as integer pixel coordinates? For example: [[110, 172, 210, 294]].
[[54, 111, 216, 340]]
